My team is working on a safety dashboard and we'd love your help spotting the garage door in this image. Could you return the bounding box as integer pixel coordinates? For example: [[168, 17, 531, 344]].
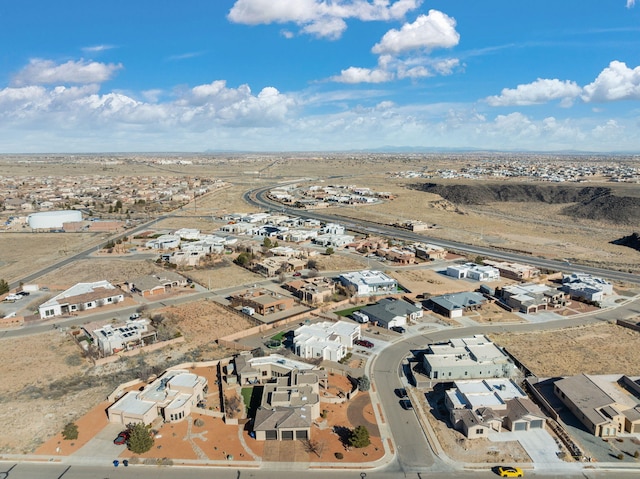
[[530, 420, 544, 429], [282, 431, 294, 440], [296, 430, 308, 440], [265, 430, 278, 440], [513, 422, 527, 431]]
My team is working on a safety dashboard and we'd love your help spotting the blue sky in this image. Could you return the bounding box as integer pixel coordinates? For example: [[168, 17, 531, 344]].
[[1, 0, 639, 153]]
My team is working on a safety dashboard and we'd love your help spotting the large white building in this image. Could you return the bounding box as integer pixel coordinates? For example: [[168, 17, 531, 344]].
[[294, 320, 360, 362], [446, 263, 500, 281], [338, 270, 398, 296], [423, 335, 516, 381], [561, 273, 613, 302], [27, 210, 82, 229], [39, 280, 124, 319]]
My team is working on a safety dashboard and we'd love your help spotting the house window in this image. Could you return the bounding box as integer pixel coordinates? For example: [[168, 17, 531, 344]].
[[476, 428, 484, 434], [107, 297, 112, 303], [262, 371, 268, 376], [70, 305, 77, 311], [464, 371, 468, 376], [86, 302, 93, 307]]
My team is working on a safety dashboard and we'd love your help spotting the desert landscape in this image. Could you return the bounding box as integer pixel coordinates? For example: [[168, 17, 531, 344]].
[[1, 153, 640, 460]]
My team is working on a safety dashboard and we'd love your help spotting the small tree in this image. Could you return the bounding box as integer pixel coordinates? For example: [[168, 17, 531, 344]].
[[357, 375, 370, 392], [126, 422, 154, 454], [62, 422, 79, 440], [307, 259, 318, 270], [262, 237, 273, 249], [325, 247, 335, 255], [0, 279, 9, 295], [348, 425, 370, 448]]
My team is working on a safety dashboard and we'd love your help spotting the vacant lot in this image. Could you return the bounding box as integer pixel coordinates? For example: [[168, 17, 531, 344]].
[[0, 232, 104, 283], [489, 322, 640, 377]]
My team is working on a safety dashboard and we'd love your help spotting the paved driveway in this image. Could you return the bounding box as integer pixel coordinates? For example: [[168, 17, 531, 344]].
[[70, 422, 126, 460]]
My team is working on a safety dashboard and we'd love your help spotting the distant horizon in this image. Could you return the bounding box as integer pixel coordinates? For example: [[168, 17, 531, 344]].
[[1, 147, 639, 157], [1, 1, 639, 153]]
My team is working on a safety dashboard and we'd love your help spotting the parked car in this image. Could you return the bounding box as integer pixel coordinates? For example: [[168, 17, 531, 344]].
[[17, 291, 30, 296], [129, 313, 140, 320], [293, 272, 302, 277], [113, 431, 128, 445], [497, 466, 524, 477], [394, 388, 407, 398], [390, 326, 406, 334], [399, 399, 413, 410], [355, 339, 374, 348]]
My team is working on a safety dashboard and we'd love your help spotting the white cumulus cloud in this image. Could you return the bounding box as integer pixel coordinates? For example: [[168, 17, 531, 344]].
[[372, 10, 459, 55], [228, 0, 421, 39], [627, 0, 635, 8], [12, 59, 122, 86], [330, 67, 394, 83], [581, 60, 640, 102], [485, 78, 582, 106]]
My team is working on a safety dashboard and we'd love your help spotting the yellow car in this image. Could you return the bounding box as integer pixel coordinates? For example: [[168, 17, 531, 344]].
[[497, 466, 524, 477]]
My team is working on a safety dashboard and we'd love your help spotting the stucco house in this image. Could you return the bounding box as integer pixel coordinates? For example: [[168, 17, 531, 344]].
[[38, 280, 124, 319], [107, 369, 207, 425]]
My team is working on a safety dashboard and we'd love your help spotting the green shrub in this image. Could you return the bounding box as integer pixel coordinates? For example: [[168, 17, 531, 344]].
[[62, 422, 78, 440]]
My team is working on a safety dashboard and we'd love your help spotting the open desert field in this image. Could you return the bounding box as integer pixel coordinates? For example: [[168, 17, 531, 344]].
[[489, 322, 640, 377], [0, 232, 105, 283]]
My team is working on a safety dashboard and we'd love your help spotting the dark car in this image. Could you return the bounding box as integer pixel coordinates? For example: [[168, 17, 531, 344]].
[[355, 339, 374, 348], [400, 399, 413, 410], [390, 326, 406, 334], [114, 431, 128, 445], [17, 291, 30, 296], [394, 387, 408, 398]]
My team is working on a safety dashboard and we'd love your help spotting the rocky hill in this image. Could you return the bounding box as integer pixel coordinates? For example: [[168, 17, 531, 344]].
[[611, 232, 640, 252], [409, 183, 640, 225]]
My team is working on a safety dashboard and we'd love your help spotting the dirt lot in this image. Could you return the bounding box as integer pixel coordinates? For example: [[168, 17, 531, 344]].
[[0, 232, 104, 283], [388, 268, 490, 296], [156, 299, 254, 344], [185, 261, 264, 290], [489, 322, 640, 377], [35, 258, 162, 288]]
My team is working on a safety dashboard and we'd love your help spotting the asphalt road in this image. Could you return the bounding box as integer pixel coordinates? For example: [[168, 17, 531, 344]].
[[2, 461, 640, 479]]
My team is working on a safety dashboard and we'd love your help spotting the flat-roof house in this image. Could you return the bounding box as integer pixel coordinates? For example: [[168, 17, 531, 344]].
[[446, 263, 500, 281], [293, 320, 360, 362], [339, 270, 398, 296], [483, 260, 540, 280], [423, 335, 516, 381], [39, 280, 124, 319], [229, 288, 295, 316], [85, 319, 157, 356], [128, 272, 188, 297], [234, 353, 325, 385], [284, 277, 336, 304], [554, 374, 640, 437], [414, 243, 447, 261], [561, 273, 613, 302], [253, 369, 323, 441], [108, 369, 207, 425], [445, 379, 544, 439], [501, 283, 568, 313], [360, 298, 423, 329], [145, 234, 181, 249], [428, 292, 486, 318]]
